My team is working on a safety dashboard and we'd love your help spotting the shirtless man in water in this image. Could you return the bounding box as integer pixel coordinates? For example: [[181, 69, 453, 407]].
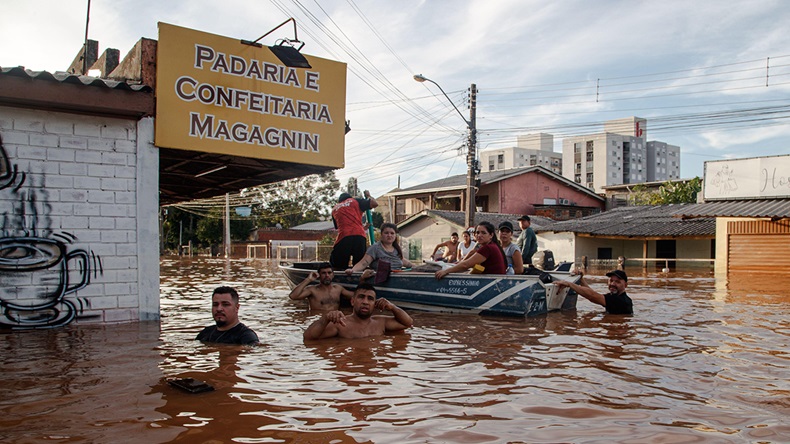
[[288, 262, 374, 311], [303, 283, 413, 340], [288, 262, 357, 311]]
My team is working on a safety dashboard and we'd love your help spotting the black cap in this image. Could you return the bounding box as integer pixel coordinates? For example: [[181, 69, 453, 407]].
[[498, 221, 514, 231], [338, 192, 352, 202], [517, 215, 531, 221], [606, 270, 628, 282]]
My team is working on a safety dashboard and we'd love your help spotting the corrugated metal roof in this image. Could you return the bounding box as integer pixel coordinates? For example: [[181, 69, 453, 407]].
[[539, 204, 715, 238], [672, 199, 790, 218], [291, 221, 335, 231], [0, 66, 152, 92]]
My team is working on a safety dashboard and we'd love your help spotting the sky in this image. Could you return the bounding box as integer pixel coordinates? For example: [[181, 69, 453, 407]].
[[3, 0, 790, 197]]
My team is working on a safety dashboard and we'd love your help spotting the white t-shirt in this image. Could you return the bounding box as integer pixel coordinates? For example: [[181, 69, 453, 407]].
[[458, 241, 477, 259]]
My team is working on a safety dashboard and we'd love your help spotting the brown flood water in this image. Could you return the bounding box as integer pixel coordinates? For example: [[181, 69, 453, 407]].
[[2, 257, 789, 443]]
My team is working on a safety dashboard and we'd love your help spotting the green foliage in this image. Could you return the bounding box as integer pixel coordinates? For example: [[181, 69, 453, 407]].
[[245, 172, 341, 228], [161, 172, 341, 251], [370, 211, 384, 229], [630, 177, 702, 205], [195, 208, 255, 245], [319, 232, 337, 245], [161, 207, 199, 250]]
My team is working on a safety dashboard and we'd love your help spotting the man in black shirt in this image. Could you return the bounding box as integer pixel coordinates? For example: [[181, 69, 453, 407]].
[[555, 269, 633, 315], [196, 286, 259, 345]]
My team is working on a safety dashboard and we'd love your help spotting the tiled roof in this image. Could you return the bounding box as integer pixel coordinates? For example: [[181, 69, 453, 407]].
[[672, 199, 790, 218], [392, 166, 602, 200], [0, 66, 152, 92], [538, 204, 715, 238]]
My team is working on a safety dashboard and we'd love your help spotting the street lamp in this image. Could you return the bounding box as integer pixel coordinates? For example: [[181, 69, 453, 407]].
[[413, 74, 478, 229]]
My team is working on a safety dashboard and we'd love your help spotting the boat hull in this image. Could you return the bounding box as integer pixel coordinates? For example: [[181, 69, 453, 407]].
[[280, 262, 579, 317]]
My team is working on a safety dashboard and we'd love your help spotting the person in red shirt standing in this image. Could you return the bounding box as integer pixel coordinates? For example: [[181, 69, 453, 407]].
[[330, 190, 378, 269]]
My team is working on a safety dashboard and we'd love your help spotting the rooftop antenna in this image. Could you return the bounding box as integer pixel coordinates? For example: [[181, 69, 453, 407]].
[[82, 0, 92, 75]]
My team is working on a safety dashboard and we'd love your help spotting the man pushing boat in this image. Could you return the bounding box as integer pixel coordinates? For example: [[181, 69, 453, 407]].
[[289, 262, 374, 311]]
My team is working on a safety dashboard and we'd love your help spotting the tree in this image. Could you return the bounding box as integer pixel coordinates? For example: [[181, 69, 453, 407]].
[[161, 207, 199, 251], [630, 177, 702, 205], [195, 208, 255, 245], [370, 211, 384, 229], [244, 171, 341, 228]]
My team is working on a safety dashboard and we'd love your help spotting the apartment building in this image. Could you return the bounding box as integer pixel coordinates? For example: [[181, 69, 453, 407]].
[[561, 117, 681, 193], [647, 140, 681, 181], [481, 133, 562, 175]]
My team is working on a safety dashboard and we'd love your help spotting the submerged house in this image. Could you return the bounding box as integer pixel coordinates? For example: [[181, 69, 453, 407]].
[[537, 205, 716, 269], [673, 154, 790, 275]]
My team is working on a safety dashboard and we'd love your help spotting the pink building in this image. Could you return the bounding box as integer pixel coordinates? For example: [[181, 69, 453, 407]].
[[385, 166, 604, 223]]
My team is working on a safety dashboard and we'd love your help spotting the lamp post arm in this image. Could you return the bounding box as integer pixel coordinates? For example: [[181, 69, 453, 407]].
[[414, 75, 470, 129]]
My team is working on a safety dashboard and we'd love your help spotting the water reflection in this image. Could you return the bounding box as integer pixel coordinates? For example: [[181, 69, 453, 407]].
[[2, 258, 789, 443]]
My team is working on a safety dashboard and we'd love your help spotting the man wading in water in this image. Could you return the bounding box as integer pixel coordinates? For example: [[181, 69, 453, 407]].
[[196, 286, 260, 345], [303, 283, 413, 340], [555, 269, 633, 315], [288, 262, 372, 311]]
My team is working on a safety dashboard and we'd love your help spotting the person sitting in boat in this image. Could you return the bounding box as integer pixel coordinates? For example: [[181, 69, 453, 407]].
[[289, 262, 364, 311], [345, 223, 413, 274], [434, 222, 507, 279], [457, 229, 477, 262], [497, 221, 524, 275], [431, 232, 460, 262], [196, 286, 259, 345], [554, 269, 633, 315], [303, 283, 413, 340]]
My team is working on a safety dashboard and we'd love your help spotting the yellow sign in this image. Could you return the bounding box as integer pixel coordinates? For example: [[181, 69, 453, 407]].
[[155, 23, 347, 168]]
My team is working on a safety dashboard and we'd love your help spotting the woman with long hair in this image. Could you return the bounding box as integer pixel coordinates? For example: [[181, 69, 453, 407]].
[[345, 223, 413, 274], [457, 229, 477, 262], [435, 221, 507, 279]]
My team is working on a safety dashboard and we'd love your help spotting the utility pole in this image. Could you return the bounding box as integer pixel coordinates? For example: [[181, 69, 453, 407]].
[[413, 75, 478, 229], [465, 84, 478, 229]]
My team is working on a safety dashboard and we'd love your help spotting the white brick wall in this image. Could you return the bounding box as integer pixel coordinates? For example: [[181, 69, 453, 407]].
[[0, 106, 158, 328]]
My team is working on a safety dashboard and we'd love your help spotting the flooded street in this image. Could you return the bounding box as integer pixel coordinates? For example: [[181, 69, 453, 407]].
[[3, 257, 789, 443]]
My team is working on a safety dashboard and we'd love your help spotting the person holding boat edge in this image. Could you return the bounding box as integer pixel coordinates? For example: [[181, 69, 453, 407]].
[[289, 262, 362, 311], [303, 283, 413, 339], [435, 222, 507, 279], [554, 269, 633, 315], [498, 221, 524, 275], [196, 286, 259, 345]]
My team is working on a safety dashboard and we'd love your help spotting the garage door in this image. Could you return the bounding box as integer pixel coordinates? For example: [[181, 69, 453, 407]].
[[728, 220, 790, 273]]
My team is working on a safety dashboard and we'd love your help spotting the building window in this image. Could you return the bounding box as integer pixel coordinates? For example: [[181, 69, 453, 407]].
[[497, 154, 504, 164]]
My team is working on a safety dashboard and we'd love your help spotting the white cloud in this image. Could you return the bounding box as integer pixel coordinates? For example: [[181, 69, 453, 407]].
[[4, 0, 790, 195]]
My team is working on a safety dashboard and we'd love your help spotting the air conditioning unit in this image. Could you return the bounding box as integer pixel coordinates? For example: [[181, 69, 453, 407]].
[[558, 198, 570, 205]]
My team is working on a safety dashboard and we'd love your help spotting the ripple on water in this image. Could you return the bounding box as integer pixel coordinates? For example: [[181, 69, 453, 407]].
[[2, 259, 789, 443]]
